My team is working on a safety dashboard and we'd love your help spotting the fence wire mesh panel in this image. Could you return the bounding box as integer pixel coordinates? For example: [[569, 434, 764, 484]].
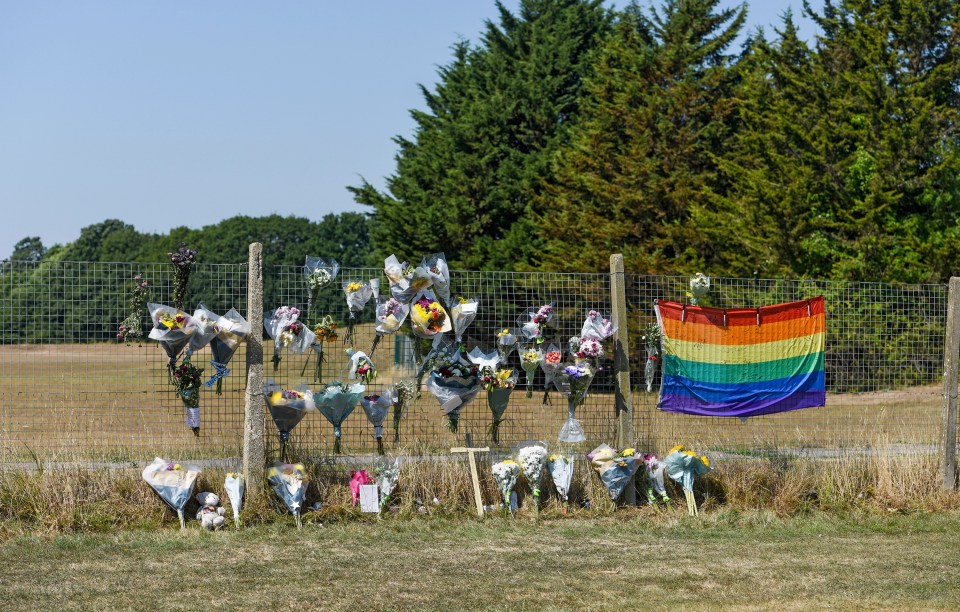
[[261, 265, 615, 464], [0, 260, 249, 464], [632, 275, 948, 457]]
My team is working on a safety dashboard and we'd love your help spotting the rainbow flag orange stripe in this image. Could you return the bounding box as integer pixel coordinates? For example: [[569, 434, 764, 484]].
[[654, 297, 826, 417]]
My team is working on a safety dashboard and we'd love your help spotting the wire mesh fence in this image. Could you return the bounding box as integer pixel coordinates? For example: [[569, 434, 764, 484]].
[[0, 257, 951, 467]]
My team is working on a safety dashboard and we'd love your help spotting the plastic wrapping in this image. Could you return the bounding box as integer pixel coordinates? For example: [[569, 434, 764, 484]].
[[451, 298, 479, 343], [314, 382, 365, 453], [481, 367, 517, 445], [491, 459, 520, 511], [519, 345, 543, 398], [267, 462, 308, 528], [347, 350, 377, 384], [361, 391, 393, 454], [224, 472, 245, 529], [410, 289, 452, 338], [467, 347, 500, 370], [147, 303, 197, 369], [540, 343, 563, 404], [264, 306, 316, 369], [643, 454, 669, 504], [375, 457, 401, 510], [579, 309, 617, 342], [421, 253, 451, 304], [142, 457, 200, 529], [588, 444, 642, 501], [384, 255, 420, 303], [205, 308, 250, 393], [664, 447, 711, 515], [547, 453, 575, 503], [517, 303, 554, 344], [264, 382, 315, 458], [186, 303, 219, 357], [425, 366, 480, 432], [553, 362, 596, 443], [304, 256, 340, 307]]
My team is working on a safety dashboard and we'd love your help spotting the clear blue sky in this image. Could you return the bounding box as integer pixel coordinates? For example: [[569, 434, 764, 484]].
[[0, 0, 821, 260]]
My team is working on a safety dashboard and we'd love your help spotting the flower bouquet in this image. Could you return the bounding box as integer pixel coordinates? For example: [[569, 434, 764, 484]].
[[384, 255, 421, 303], [172, 358, 204, 435], [569, 335, 605, 362], [168, 243, 197, 311], [304, 255, 340, 316], [519, 345, 543, 398], [223, 472, 245, 529], [370, 297, 409, 356], [264, 383, 316, 460], [579, 310, 617, 343], [391, 379, 416, 443], [267, 462, 308, 528], [467, 347, 500, 370], [186, 303, 219, 358], [425, 361, 480, 432], [518, 304, 554, 345], [643, 454, 669, 506], [342, 279, 374, 344], [540, 344, 563, 405], [147, 303, 197, 370], [451, 297, 479, 344], [410, 289, 452, 339], [117, 273, 149, 344], [547, 453, 575, 510], [664, 445, 711, 515], [479, 366, 517, 445], [302, 315, 338, 383], [201, 308, 249, 394], [553, 362, 595, 443], [491, 459, 520, 513], [422, 252, 451, 303], [347, 349, 377, 384], [587, 444, 642, 502], [142, 457, 200, 529], [360, 390, 393, 455], [375, 457, 401, 512], [264, 305, 316, 370], [314, 381, 365, 453], [641, 322, 662, 393], [496, 328, 518, 365], [516, 441, 548, 506], [687, 272, 710, 305]]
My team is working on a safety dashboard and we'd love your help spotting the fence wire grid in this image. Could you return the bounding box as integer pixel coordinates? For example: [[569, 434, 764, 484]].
[[0, 258, 952, 467]]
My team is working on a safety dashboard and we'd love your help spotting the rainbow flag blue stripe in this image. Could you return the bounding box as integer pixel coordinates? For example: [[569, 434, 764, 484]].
[[654, 297, 826, 417]]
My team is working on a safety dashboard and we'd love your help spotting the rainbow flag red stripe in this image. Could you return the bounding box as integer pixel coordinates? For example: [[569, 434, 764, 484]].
[[654, 297, 826, 417]]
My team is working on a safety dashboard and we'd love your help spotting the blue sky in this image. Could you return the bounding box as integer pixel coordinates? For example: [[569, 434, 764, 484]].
[[0, 0, 821, 259]]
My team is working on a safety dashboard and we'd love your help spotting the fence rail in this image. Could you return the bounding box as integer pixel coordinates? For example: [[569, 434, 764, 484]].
[[0, 256, 953, 468]]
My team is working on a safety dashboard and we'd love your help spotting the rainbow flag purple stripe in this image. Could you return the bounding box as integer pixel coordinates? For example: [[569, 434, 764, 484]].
[[654, 297, 826, 418]]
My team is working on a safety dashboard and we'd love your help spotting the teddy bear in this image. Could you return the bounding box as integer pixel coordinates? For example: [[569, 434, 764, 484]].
[[195, 491, 226, 530]]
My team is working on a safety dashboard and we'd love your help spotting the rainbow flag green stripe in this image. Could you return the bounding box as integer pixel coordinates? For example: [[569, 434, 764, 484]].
[[661, 350, 824, 385]]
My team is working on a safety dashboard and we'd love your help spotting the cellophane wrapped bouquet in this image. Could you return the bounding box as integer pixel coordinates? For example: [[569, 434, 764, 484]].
[[643, 454, 669, 505], [491, 459, 520, 513], [147, 303, 197, 370], [314, 382, 365, 453], [425, 360, 480, 433], [516, 442, 548, 505], [342, 279, 374, 344], [421, 252, 451, 304], [479, 366, 517, 445], [410, 289, 452, 339], [205, 308, 250, 394], [540, 343, 563, 405], [142, 457, 200, 529], [392, 379, 417, 444], [186, 303, 219, 359], [553, 362, 595, 443], [263, 383, 316, 459], [547, 453, 575, 509], [375, 457, 401, 512], [304, 315, 338, 383], [518, 303, 554, 345], [267, 462, 309, 528], [587, 444, 642, 502], [496, 328, 518, 365], [361, 390, 394, 455], [223, 472, 245, 529], [171, 358, 204, 435], [519, 345, 543, 398], [370, 297, 409, 356], [347, 350, 377, 384], [383, 255, 420, 303], [664, 444, 711, 515], [264, 305, 316, 370], [304, 256, 340, 314], [451, 297, 478, 344]]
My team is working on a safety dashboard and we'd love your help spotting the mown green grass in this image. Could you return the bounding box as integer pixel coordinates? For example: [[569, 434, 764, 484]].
[[2, 513, 959, 610]]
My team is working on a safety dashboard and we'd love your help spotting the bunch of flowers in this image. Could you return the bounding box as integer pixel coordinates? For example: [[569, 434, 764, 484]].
[[375, 458, 401, 512], [142, 457, 200, 529], [547, 453, 574, 509], [425, 361, 480, 432], [302, 315, 338, 383], [422, 253, 451, 303], [553, 361, 596, 443], [168, 243, 197, 311], [304, 256, 340, 316], [384, 255, 419, 303], [491, 459, 520, 513], [451, 297, 479, 343], [204, 307, 250, 394], [342, 279, 375, 344], [266, 462, 308, 528], [519, 346, 544, 398], [570, 336, 604, 361], [370, 297, 409, 356], [587, 444, 642, 502], [223, 472, 244, 529], [579, 310, 616, 342], [663, 444, 711, 515], [172, 359, 204, 436], [518, 303, 554, 344], [687, 273, 710, 306], [392, 379, 417, 443], [148, 303, 197, 371], [479, 366, 517, 444], [186, 303, 219, 358], [314, 381, 365, 454], [496, 328, 518, 364], [264, 383, 316, 460], [265, 305, 316, 370], [410, 291, 450, 337], [347, 349, 377, 384], [360, 391, 393, 455], [117, 274, 150, 344], [516, 443, 548, 504], [540, 345, 563, 404], [643, 454, 669, 505]]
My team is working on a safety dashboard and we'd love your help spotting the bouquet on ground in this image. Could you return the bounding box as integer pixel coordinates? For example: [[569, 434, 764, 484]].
[[342, 279, 375, 344], [425, 361, 480, 432], [304, 256, 339, 315], [587, 444, 642, 502], [391, 379, 416, 443], [643, 454, 669, 505], [172, 358, 204, 436], [224, 472, 245, 529], [302, 315, 338, 383], [496, 328, 518, 365], [516, 441, 548, 506], [664, 444, 711, 516], [518, 303, 554, 345], [314, 381, 365, 453], [553, 361, 596, 443], [519, 345, 543, 398], [264, 383, 316, 460], [540, 344, 563, 405], [421, 252, 451, 304], [142, 457, 200, 529], [410, 289, 452, 339], [361, 390, 394, 455], [267, 462, 308, 528], [205, 308, 250, 394], [451, 297, 479, 344], [264, 306, 316, 370], [491, 459, 520, 513], [479, 366, 517, 445], [147, 303, 197, 370], [370, 297, 409, 356], [347, 349, 377, 384], [186, 303, 220, 359], [375, 457, 401, 512], [547, 453, 575, 510]]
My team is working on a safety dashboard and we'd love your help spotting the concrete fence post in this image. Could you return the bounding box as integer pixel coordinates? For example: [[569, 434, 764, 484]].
[[243, 242, 266, 499], [942, 277, 960, 490], [610, 254, 636, 504]]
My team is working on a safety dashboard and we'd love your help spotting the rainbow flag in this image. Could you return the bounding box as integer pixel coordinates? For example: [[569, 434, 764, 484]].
[[654, 297, 825, 418]]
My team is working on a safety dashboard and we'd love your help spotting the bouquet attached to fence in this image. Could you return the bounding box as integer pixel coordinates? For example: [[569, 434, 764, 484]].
[[347, 349, 377, 384], [304, 256, 339, 315], [302, 315, 338, 383], [186, 303, 219, 358], [410, 289, 452, 339], [451, 297, 479, 344], [687, 272, 710, 306], [384, 255, 421, 304], [342, 279, 375, 345], [171, 358, 204, 436], [361, 390, 393, 455], [579, 310, 616, 345], [642, 322, 661, 393], [643, 454, 669, 505], [264, 383, 316, 460], [540, 344, 563, 405], [223, 472, 244, 529], [422, 252, 451, 304], [553, 361, 596, 443], [496, 328, 518, 365], [425, 361, 480, 432], [204, 308, 250, 394], [491, 459, 520, 513], [264, 305, 316, 370], [547, 453, 575, 509], [117, 273, 150, 344], [587, 444, 642, 502], [518, 304, 554, 345], [267, 462, 308, 528], [467, 347, 500, 370], [314, 381, 365, 454], [479, 366, 517, 445], [148, 303, 197, 370], [569, 335, 605, 362], [370, 297, 410, 356], [664, 445, 711, 516], [168, 243, 197, 311], [519, 345, 543, 398], [516, 442, 548, 505], [375, 457, 401, 512], [391, 379, 416, 444], [142, 457, 200, 529]]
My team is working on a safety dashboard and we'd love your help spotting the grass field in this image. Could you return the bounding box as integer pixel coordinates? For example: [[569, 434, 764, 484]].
[[2, 513, 959, 610], [0, 337, 946, 463]]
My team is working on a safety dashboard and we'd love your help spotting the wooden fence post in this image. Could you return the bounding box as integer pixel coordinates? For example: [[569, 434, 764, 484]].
[[942, 277, 960, 490], [610, 254, 636, 504], [243, 242, 266, 499]]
